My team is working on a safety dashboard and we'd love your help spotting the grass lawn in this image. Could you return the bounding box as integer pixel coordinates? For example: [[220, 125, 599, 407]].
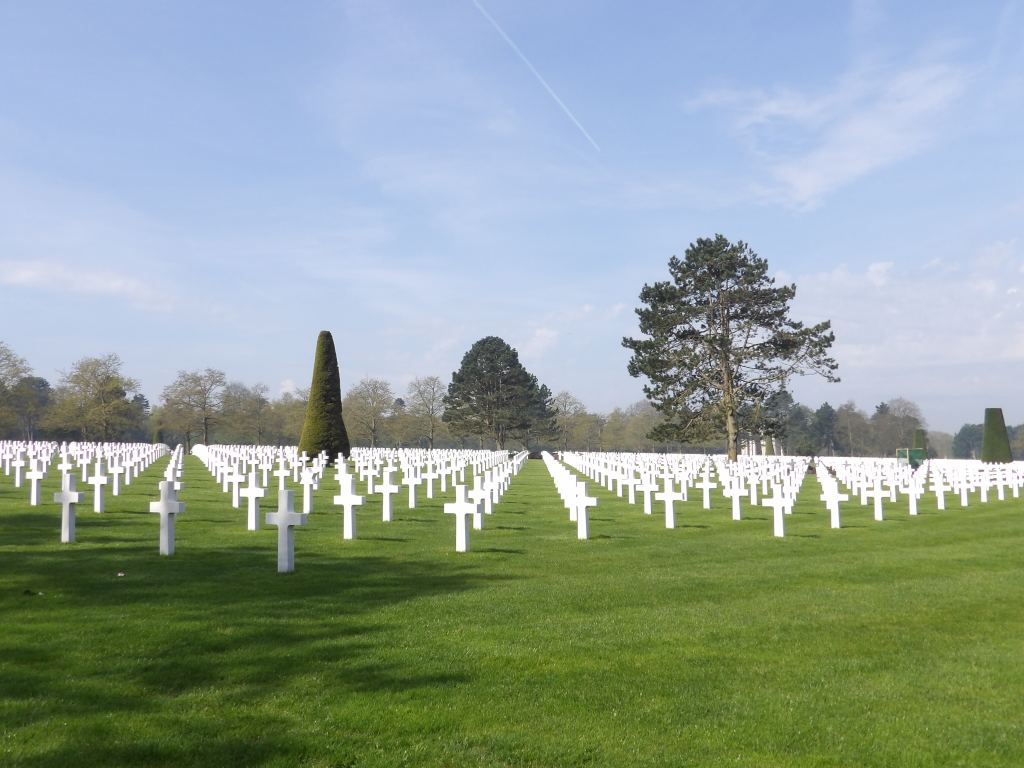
[[1, 454, 1022, 767]]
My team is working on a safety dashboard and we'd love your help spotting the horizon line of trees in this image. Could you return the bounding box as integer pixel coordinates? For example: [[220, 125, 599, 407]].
[[1, 340, 1016, 459]]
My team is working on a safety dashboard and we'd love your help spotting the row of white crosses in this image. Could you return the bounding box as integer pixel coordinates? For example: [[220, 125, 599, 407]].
[[2, 440, 57, 490], [2, 440, 168, 518], [36, 442, 174, 545], [148, 446, 187, 555], [816, 456, 1024, 522], [560, 451, 812, 537], [194, 444, 508, 529], [541, 452, 598, 539], [190, 444, 529, 566], [561, 449, 1023, 538]]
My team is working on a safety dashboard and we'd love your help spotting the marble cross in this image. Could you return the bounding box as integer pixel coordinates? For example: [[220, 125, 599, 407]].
[[88, 468, 109, 513], [378, 467, 399, 522], [762, 489, 789, 538], [655, 478, 684, 530], [574, 481, 598, 540], [820, 483, 848, 529], [149, 480, 185, 556], [333, 473, 364, 540], [265, 489, 307, 573], [26, 460, 45, 507], [54, 473, 81, 544], [444, 484, 479, 552], [239, 471, 267, 531]]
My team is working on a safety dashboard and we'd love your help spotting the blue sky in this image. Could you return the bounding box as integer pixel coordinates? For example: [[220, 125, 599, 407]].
[[1, 0, 1022, 432]]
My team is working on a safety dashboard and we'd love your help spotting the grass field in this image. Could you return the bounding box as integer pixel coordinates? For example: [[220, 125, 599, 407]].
[[1, 454, 1022, 767]]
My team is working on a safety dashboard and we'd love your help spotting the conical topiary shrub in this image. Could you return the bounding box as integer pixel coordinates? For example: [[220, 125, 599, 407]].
[[981, 407, 1012, 463], [298, 331, 351, 460]]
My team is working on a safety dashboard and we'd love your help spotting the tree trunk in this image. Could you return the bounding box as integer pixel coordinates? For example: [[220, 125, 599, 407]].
[[725, 406, 739, 462]]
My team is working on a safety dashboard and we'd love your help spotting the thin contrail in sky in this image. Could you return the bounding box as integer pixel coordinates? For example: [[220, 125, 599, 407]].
[[470, 0, 601, 152]]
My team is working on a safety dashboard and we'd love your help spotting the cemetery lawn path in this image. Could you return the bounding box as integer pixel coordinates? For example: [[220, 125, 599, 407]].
[[0, 456, 1022, 767]]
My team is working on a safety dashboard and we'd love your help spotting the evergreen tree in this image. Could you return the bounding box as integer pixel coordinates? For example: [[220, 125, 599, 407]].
[[812, 402, 838, 455], [623, 235, 838, 461], [981, 407, 1012, 463], [952, 423, 983, 459], [442, 336, 554, 449], [298, 331, 351, 459]]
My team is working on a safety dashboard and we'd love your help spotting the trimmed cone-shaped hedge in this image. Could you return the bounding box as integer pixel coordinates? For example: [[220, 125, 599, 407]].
[[981, 407, 1012, 463], [298, 331, 351, 460]]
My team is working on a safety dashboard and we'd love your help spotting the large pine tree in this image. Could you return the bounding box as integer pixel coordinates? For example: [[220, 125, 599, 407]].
[[623, 235, 838, 461], [442, 336, 554, 449], [298, 331, 351, 459]]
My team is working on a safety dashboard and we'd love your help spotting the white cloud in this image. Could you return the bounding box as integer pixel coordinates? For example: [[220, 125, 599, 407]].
[[793, 246, 1024, 372], [866, 261, 893, 288], [0, 259, 173, 311], [518, 327, 559, 359], [974, 237, 1018, 267], [695, 56, 970, 209], [789, 247, 1024, 429]]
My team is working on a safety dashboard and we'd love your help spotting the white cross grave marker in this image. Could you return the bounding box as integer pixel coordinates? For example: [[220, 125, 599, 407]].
[[865, 480, 887, 522], [26, 461, 45, 507], [403, 470, 421, 509], [763, 489, 788, 538], [820, 484, 848, 529], [54, 473, 81, 544], [695, 473, 717, 510], [574, 481, 598, 540], [265, 489, 307, 573], [149, 480, 185, 556], [299, 468, 317, 515], [88, 467, 109, 513], [378, 467, 399, 522], [655, 479, 684, 530], [239, 471, 267, 531], [333, 473, 364, 541], [444, 485, 479, 552]]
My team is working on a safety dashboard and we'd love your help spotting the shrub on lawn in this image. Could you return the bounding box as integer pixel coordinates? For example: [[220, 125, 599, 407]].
[[298, 330, 351, 460], [981, 407, 1012, 463]]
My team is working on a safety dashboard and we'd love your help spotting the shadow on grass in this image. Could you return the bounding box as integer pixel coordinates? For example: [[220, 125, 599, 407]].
[[1, 535, 513, 762], [0, 513, 64, 548], [11, 733, 305, 768], [476, 548, 526, 555]]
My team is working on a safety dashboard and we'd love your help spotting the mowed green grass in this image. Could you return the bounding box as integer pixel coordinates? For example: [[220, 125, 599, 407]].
[[1, 455, 1021, 768]]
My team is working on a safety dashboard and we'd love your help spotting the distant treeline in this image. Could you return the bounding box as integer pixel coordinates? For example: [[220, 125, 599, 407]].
[[1, 341, 1004, 457]]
